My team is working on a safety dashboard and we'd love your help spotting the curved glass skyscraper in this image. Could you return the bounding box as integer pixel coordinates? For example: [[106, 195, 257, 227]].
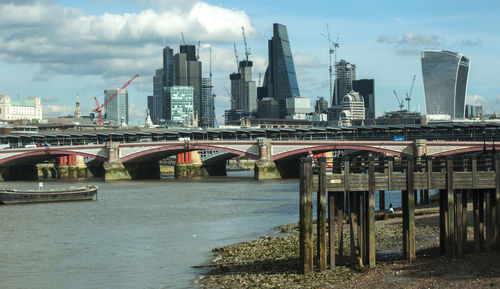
[[421, 50, 470, 119]]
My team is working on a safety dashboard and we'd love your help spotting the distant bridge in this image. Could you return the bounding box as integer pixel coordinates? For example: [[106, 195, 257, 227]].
[[0, 138, 498, 181]]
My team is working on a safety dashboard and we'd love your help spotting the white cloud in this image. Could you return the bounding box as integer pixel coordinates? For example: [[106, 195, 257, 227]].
[[0, 0, 256, 83], [43, 104, 73, 117], [466, 94, 486, 105], [294, 54, 322, 68]]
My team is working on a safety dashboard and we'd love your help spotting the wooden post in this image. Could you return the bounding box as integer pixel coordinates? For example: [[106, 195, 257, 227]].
[[379, 190, 385, 211], [473, 190, 480, 251], [439, 189, 447, 254], [462, 189, 468, 250], [367, 159, 376, 268], [299, 157, 313, 274], [328, 192, 336, 269], [357, 192, 364, 264], [403, 157, 416, 261], [446, 157, 456, 257], [349, 191, 357, 268], [496, 155, 500, 249], [337, 191, 344, 264], [456, 189, 463, 255], [486, 189, 493, 252], [479, 190, 485, 250], [317, 159, 327, 271]]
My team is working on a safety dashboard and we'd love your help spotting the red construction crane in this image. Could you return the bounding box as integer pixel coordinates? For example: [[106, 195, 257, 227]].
[[93, 74, 139, 125]]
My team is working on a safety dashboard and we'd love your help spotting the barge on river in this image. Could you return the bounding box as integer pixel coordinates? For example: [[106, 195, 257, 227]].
[[0, 185, 98, 204]]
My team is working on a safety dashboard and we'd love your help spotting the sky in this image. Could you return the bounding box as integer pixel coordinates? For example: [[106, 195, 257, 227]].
[[1, 0, 499, 125]]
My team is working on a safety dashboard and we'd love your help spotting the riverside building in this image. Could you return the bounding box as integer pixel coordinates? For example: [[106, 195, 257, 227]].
[[0, 95, 42, 122]]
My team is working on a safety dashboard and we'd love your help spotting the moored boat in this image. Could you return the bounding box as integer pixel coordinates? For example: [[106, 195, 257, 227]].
[[0, 185, 98, 204]]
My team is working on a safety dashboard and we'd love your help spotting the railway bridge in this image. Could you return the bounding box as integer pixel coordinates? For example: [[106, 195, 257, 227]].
[[0, 139, 497, 181]]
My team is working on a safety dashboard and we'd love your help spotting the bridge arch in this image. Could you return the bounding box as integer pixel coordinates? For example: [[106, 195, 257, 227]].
[[120, 144, 259, 163], [272, 144, 408, 161], [0, 149, 107, 166]]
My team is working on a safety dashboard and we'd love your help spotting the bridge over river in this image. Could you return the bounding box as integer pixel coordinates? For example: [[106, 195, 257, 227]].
[[0, 138, 498, 181]]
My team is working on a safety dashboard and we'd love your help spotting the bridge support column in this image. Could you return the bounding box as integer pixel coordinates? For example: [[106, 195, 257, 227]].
[[103, 142, 132, 181], [414, 139, 427, 157], [75, 155, 89, 178], [57, 156, 69, 178], [0, 166, 10, 181], [175, 151, 202, 178], [254, 138, 281, 180]]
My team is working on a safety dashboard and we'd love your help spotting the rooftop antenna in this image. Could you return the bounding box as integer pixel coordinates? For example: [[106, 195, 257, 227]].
[[405, 74, 416, 112], [241, 26, 251, 62], [233, 43, 239, 72], [181, 32, 186, 45], [320, 23, 340, 106]]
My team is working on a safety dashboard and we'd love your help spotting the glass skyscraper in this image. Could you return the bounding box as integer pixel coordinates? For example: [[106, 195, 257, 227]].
[[169, 86, 194, 124], [421, 50, 470, 119], [258, 23, 300, 119], [104, 89, 128, 125]]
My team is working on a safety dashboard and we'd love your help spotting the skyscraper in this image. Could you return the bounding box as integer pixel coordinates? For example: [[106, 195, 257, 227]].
[[169, 86, 194, 125], [149, 68, 164, 123], [201, 77, 215, 127], [421, 50, 470, 119], [258, 23, 300, 119], [333, 59, 356, 106], [352, 79, 375, 119], [104, 89, 128, 125], [315, 97, 328, 113], [174, 45, 202, 124]]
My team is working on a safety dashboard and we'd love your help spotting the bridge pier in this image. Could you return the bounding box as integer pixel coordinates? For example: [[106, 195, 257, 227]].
[[103, 142, 132, 181], [175, 151, 202, 178], [254, 139, 281, 180]]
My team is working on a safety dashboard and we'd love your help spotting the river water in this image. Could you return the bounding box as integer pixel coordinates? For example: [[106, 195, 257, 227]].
[[0, 171, 408, 289]]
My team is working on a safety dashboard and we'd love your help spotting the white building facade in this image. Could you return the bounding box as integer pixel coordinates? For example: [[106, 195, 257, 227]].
[[0, 95, 42, 121]]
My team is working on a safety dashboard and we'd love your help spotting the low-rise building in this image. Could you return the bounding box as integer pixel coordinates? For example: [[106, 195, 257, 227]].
[[0, 95, 42, 122]]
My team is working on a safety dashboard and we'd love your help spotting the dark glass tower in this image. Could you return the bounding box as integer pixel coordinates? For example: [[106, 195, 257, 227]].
[[258, 23, 300, 119], [352, 79, 375, 119]]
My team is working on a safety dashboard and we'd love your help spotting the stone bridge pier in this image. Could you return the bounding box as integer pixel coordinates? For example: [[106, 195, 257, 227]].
[[103, 142, 132, 181], [254, 138, 281, 180]]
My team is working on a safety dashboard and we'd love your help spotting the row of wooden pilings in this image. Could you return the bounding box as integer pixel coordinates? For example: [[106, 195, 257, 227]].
[[299, 154, 500, 274]]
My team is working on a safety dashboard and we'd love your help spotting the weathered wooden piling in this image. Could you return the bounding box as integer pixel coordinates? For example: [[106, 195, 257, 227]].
[[299, 157, 313, 274], [300, 152, 500, 274], [317, 158, 327, 271], [367, 159, 376, 267], [403, 157, 416, 261], [328, 191, 336, 269]]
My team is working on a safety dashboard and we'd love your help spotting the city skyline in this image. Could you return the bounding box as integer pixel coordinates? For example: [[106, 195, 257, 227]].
[[0, 0, 499, 124]]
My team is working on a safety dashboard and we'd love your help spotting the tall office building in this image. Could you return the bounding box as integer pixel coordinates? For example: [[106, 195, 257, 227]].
[[148, 68, 164, 123], [258, 23, 300, 119], [229, 60, 257, 116], [104, 89, 128, 125], [201, 77, 215, 127], [169, 86, 194, 125], [421, 50, 470, 119], [333, 60, 356, 106], [352, 79, 375, 119], [174, 45, 202, 124]]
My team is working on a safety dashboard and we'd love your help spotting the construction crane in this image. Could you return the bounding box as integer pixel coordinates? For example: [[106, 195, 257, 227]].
[[233, 43, 239, 72], [181, 32, 186, 45], [320, 24, 340, 106], [196, 41, 201, 61], [241, 26, 250, 62], [224, 86, 234, 108], [405, 74, 416, 112], [93, 74, 139, 125], [393, 90, 405, 111]]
